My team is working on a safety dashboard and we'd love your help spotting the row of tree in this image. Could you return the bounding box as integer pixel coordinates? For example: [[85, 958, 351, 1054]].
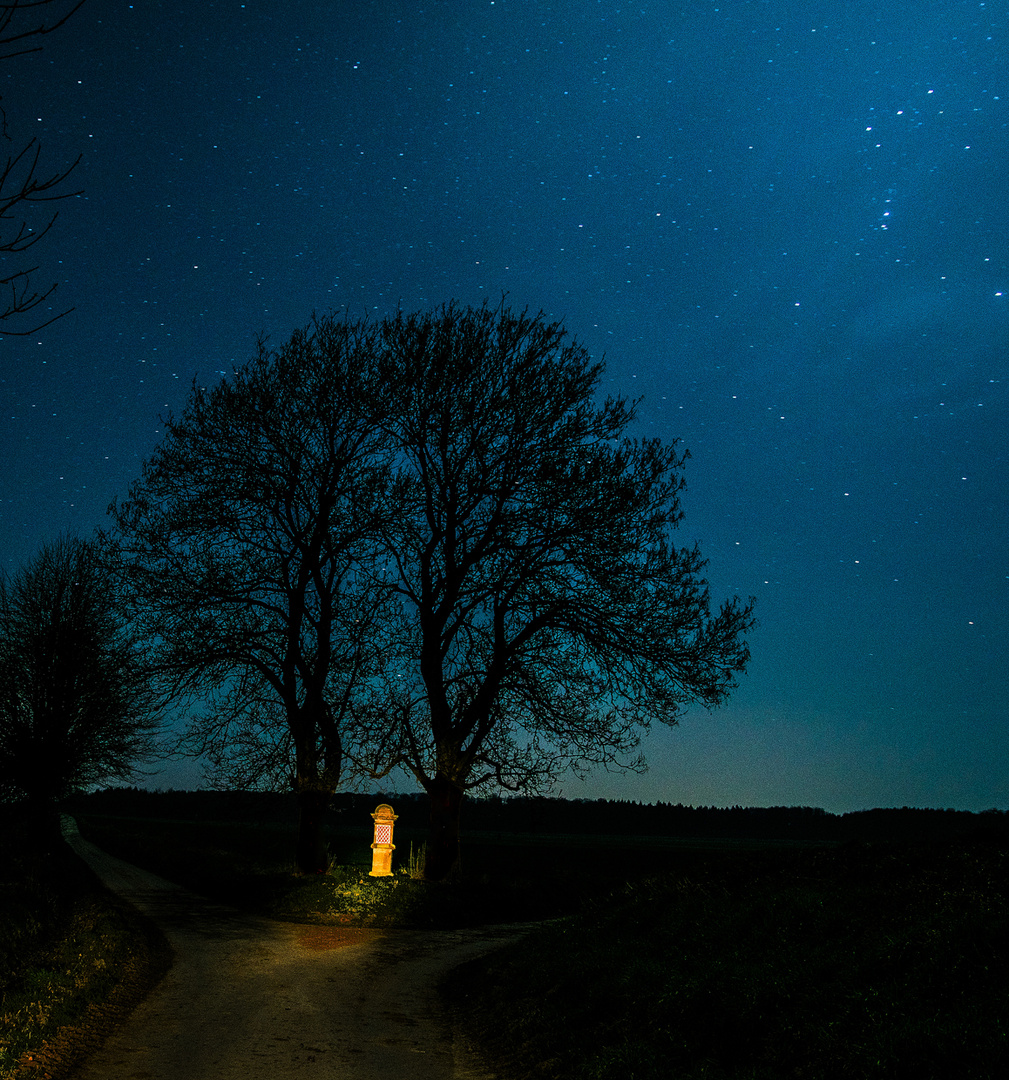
[[0, 4, 753, 878], [1, 303, 754, 878], [74, 787, 1009, 845]]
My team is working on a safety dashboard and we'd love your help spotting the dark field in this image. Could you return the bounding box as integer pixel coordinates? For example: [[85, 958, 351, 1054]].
[[446, 837, 1009, 1079], [4, 793, 1007, 1079]]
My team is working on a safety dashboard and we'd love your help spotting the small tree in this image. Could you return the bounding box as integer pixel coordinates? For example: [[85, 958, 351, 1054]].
[[0, 0, 86, 334], [110, 320, 391, 874], [357, 302, 754, 880], [0, 534, 160, 845]]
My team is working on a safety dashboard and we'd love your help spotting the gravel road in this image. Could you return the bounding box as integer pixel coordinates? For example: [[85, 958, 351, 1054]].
[[62, 819, 521, 1079]]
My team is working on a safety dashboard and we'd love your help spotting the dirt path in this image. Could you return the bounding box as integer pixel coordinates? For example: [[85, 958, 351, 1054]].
[[62, 819, 519, 1079]]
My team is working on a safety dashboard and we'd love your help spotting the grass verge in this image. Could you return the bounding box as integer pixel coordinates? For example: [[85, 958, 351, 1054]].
[[0, 823, 171, 1080], [443, 837, 1009, 1079]]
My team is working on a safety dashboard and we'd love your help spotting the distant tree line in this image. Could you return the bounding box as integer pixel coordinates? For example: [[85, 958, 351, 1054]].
[[70, 787, 1008, 845]]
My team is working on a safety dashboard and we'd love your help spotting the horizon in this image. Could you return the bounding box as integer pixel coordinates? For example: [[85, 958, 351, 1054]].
[[99, 780, 1008, 818]]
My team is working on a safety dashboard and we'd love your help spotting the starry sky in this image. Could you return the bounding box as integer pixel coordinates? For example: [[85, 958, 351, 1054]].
[[2, 0, 1006, 812]]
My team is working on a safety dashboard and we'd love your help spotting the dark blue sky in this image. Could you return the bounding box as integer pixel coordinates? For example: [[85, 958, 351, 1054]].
[[2, 0, 1006, 810]]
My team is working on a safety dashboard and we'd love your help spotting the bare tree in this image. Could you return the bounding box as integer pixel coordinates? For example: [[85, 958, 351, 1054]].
[[0, 0, 86, 334], [0, 533, 161, 847], [356, 302, 755, 880], [110, 320, 392, 874], [111, 302, 754, 881]]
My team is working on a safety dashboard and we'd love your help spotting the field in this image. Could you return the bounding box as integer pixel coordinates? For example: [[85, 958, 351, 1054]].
[[445, 838, 1009, 1079], [4, 793, 1007, 1078]]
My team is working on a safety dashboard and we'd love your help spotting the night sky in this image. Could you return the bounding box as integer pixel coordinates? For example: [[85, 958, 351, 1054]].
[[2, 0, 1006, 811]]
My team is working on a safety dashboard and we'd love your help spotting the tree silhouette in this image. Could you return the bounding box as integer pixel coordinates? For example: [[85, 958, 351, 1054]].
[[112, 302, 754, 880], [0, 533, 160, 845], [110, 321, 391, 874], [357, 302, 754, 879], [0, 0, 86, 334]]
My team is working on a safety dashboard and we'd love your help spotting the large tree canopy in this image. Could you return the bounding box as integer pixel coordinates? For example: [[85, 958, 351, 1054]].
[[110, 320, 390, 873], [112, 301, 753, 880], [0, 534, 160, 845], [356, 302, 754, 878]]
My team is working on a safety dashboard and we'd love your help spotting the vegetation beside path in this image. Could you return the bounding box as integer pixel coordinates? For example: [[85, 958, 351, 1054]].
[[0, 814, 170, 1080]]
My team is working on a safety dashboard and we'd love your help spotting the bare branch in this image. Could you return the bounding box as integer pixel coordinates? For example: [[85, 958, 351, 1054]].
[[0, 0, 88, 60], [0, 2, 85, 333]]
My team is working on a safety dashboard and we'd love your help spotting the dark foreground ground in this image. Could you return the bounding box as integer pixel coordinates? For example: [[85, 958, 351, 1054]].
[[444, 837, 1009, 1079], [3, 794, 1007, 1079]]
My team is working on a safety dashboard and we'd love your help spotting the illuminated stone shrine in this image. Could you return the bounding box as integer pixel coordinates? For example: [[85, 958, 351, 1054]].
[[369, 803, 398, 877]]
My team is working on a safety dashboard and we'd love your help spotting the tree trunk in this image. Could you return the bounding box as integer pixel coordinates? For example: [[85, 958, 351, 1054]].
[[424, 774, 465, 881], [295, 787, 332, 874]]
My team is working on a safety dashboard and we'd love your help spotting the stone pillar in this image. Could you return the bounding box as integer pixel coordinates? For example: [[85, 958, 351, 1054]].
[[369, 803, 398, 877]]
